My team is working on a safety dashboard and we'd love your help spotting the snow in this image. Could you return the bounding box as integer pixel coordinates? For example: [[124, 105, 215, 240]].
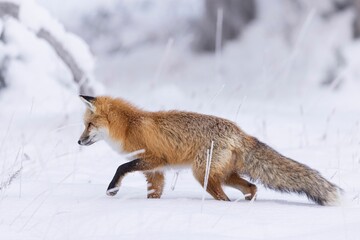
[[18, 0, 99, 89], [1, 0, 360, 239]]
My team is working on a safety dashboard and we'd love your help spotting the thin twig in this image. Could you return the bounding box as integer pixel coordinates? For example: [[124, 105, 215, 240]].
[[0, 166, 22, 191], [0, 112, 15, 155], [42, 211, 57, 240], [215, 7, 224, 82], [299, 105, 309, 147], [281, 9, 316, 83], [201, 141, 214, 212], [267, 9, 316, 96], [10, 189, 49, 226], [152, 38, 174, 86], [49, 122, 83, 134], [19, 148, 24, 198], [170, 171, 180, 191], [234, 96, 247, 123], [210, 84, 225, 105]]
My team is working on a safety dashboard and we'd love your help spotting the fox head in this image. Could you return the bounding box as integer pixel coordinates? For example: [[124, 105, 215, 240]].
[[78, 95, 110, 146]]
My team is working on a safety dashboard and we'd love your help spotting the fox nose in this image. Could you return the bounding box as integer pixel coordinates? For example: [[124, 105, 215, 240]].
[[78, 140, 81, 145]]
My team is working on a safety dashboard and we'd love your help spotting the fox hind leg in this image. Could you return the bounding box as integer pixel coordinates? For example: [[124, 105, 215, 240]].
[[144, 171, 165, 199], [192, 163, 230, 201], [205, 179, 230, 201], [224, 172, 257, 200]]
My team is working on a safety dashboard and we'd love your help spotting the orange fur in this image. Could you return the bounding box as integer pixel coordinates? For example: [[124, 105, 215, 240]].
[[78, 96, 341, 205]]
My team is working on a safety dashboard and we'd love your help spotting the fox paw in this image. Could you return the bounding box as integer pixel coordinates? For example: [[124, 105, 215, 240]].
[[106, 187, 120, 196], [245, 184, 257, 201], [244, 193, 256, 201]]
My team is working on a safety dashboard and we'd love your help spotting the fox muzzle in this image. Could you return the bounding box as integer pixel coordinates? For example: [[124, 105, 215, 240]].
[[78, 136, 95, 146]]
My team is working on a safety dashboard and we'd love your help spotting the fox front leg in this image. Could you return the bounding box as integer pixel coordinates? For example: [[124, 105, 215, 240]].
[[106, 158, 162, 196], [106, 159, 141, 196]]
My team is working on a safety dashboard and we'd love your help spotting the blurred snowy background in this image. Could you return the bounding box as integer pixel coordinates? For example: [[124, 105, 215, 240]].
[[1, 0, 360, 239]]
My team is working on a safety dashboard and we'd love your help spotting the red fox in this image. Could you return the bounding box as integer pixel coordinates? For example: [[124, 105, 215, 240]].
[[78, 95, 341, 205]]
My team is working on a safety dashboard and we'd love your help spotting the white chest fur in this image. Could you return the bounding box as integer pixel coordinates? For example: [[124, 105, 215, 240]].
[[99, 128, 125, 154]]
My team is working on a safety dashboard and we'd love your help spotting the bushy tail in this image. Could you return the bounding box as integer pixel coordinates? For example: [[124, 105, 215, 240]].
[[243, 139, 341, 205]]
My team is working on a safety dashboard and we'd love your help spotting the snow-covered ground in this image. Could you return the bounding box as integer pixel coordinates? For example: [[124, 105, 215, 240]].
[[2, 68, 360, 240], [1, 0, 360, 239]]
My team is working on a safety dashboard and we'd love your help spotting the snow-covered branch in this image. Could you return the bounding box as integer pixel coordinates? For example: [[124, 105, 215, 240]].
[[0, 1, 96, 94], [36, 29, 93, 94]]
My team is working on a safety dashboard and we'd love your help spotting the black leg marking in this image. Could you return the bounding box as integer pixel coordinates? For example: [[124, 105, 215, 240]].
[[106, 159, 142, 196]]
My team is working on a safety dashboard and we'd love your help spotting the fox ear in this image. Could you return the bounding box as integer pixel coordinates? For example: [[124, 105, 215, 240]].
[[79, 95, 96, 112]]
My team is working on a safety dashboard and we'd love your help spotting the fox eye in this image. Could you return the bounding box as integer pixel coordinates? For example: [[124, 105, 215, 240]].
[[88, 123, 94, 128]]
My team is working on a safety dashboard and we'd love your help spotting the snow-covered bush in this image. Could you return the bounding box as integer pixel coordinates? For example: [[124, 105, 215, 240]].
[[0, 0, 103, 95], [0, 1, 104, 189]]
